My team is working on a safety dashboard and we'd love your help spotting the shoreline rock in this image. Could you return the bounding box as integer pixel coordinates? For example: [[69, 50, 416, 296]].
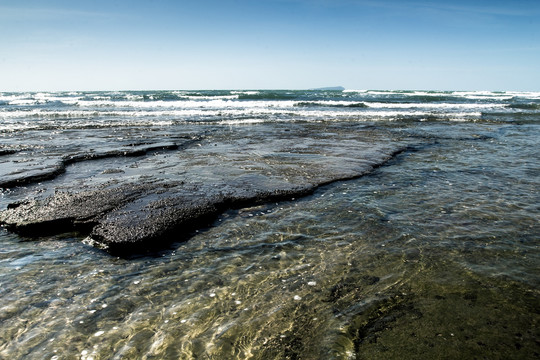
[[0, 139, 199, 189], [0, 147, 410, 255], [0, 123, 414, 255]]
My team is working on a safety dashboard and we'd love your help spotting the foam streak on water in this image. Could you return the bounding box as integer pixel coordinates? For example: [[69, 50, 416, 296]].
[[0, 90, 539, 359], [1, 90, 537, 128]]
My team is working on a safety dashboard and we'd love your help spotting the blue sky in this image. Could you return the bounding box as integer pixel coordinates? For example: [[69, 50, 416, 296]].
[[1, 0, 539, 91]]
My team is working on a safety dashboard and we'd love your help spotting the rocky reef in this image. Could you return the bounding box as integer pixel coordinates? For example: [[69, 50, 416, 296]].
[[0, 123, 410, 255]]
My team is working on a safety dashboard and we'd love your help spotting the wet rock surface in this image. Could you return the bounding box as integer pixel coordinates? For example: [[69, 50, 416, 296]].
[[1, 184, 154, 236], [0, 139, 197, 189], [0, 123, 410, 254]]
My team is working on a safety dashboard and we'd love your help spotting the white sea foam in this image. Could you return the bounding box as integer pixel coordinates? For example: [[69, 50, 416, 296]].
[[178, 95, 239, 100], [213, 118, 268, 125], [45, 99, 289, 109], [365, 102, 505, 110], [0, 97, 503, 117], [231, 91, 260, 95], [343, 89, 368, 93], [1, 90, 536, 132], [0, 106, 486, 123], [449, 90, 539, 100], [504, 91, 540, 99], [342, 89, 540, 100]]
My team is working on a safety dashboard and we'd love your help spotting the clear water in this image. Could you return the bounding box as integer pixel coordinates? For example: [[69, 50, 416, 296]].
[[0, 90, 539, 359]]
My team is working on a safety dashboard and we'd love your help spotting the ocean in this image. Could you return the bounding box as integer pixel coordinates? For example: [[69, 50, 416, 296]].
[[0, 90, 538, 359]]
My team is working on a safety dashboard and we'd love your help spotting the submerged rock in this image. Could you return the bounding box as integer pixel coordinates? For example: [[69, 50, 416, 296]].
[[0, 180, 315, 254], [0, 140, 191, 189], [0, 123, 410, 255], [0, 149, 17, 156]]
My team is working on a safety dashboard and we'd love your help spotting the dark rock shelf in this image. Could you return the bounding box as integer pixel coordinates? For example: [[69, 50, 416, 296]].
[[0, 123, 413, 255]]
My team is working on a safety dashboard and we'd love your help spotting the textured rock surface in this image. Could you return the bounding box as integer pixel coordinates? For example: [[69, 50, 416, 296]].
[[0, 123, 409, 254]]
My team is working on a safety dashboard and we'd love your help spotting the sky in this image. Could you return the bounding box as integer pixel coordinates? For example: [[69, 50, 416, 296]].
[[1, 0, 539, 91]]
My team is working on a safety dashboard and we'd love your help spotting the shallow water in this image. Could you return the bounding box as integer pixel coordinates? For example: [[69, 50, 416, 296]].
[[0, 90, 539, 359]]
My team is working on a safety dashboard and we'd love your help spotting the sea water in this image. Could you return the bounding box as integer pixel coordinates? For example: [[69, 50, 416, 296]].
[[0, 90, 538, 359]]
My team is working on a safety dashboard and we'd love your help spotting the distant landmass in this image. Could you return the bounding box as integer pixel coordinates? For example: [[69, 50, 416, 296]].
[[310, 86, 345, 91]]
